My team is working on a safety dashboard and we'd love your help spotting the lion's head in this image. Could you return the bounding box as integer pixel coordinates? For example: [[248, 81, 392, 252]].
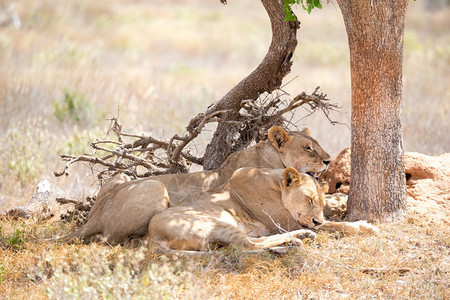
[[268, 127, 331, 176], [281, 167, 326, 229]]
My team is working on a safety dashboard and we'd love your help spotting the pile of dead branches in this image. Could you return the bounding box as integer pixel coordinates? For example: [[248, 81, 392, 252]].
[[54, 87, 339, 181], [57, 196, 96, 227]]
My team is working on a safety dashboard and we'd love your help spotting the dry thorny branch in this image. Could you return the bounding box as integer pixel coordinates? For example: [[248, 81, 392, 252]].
[[57, 196, 96, 227], [54, 87, 339, 181]]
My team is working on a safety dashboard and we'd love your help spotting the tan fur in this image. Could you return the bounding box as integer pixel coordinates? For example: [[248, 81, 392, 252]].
[[138, 126, 331, 205], [148, 168, 379, 251], [60, 126, 332, 244], [59, 175, 169, 244], [60, 168, 378, 247]]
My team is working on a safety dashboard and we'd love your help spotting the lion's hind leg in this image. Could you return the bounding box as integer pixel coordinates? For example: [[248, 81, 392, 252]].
[[148, 209, 293, 251], [148, 208, 231, 251]]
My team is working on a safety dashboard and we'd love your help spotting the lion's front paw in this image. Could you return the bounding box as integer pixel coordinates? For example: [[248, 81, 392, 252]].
[[356, 221, 379, 235], [294, 229, 317, 241], [288, 238, 304, 247]]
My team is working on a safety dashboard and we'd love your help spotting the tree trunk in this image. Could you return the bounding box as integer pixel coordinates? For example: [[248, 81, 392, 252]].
[[336, 0, 408, 222], [200, 0, 299, 170]]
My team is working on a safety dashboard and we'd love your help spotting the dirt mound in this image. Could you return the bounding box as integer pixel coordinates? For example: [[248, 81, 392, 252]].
[[321, 147, 352, 195], [320, 148, 450, 222]]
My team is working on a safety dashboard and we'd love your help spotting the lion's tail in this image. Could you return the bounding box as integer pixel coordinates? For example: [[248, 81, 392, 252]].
[[54, 228, 85, 243], [38, 222, 99, 244]]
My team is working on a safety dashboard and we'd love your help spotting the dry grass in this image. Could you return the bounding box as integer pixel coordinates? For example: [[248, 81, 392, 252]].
[[0, 211, 448, 299], [0, 0, 449, 299]]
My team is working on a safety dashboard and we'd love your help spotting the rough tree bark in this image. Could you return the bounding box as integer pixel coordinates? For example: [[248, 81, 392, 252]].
[[199, 0, 300, 170], [336, 0, 408, 222]]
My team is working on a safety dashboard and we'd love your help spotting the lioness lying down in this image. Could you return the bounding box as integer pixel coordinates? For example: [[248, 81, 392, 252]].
[[60, 168, 378, 249], [148, 168, 379, 251], [123, 126, 331, 206], [59, 126, 332, 244]]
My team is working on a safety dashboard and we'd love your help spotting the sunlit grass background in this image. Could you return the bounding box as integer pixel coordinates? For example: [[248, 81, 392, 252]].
[[0, 0, 449, 298]]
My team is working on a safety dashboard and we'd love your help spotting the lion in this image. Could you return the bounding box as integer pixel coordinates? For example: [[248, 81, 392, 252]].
[[59, 167, 378, 247], [58, 126, 332, 244], [122, 126, 331, 206], [148, 167, 379, 251]]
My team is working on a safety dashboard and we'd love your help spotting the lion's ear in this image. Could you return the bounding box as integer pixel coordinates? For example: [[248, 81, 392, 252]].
[[319, 180, 329, 194], [301, 127, 311, 136], [282, 167, 302, 188], [268, 126, 292, 151]]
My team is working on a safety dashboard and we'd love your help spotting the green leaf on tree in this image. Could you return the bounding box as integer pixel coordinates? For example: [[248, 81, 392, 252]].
[[283, 0, 323, 20]]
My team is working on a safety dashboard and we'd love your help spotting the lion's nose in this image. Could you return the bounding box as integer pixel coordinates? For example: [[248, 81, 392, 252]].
[[312, 218, 323, 226], [323, 160, 331, 166]]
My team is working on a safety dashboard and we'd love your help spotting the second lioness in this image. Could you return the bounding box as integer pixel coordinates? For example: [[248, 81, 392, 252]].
[[61, 168, 378, 246], [118, 126, 331, 206], [149, 167, 378, 251]]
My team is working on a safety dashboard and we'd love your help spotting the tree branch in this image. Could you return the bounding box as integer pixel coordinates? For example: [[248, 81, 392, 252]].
[[200, 0, 301, 169], [55, 88, 339, 180], [54, 2, 340, 180]]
